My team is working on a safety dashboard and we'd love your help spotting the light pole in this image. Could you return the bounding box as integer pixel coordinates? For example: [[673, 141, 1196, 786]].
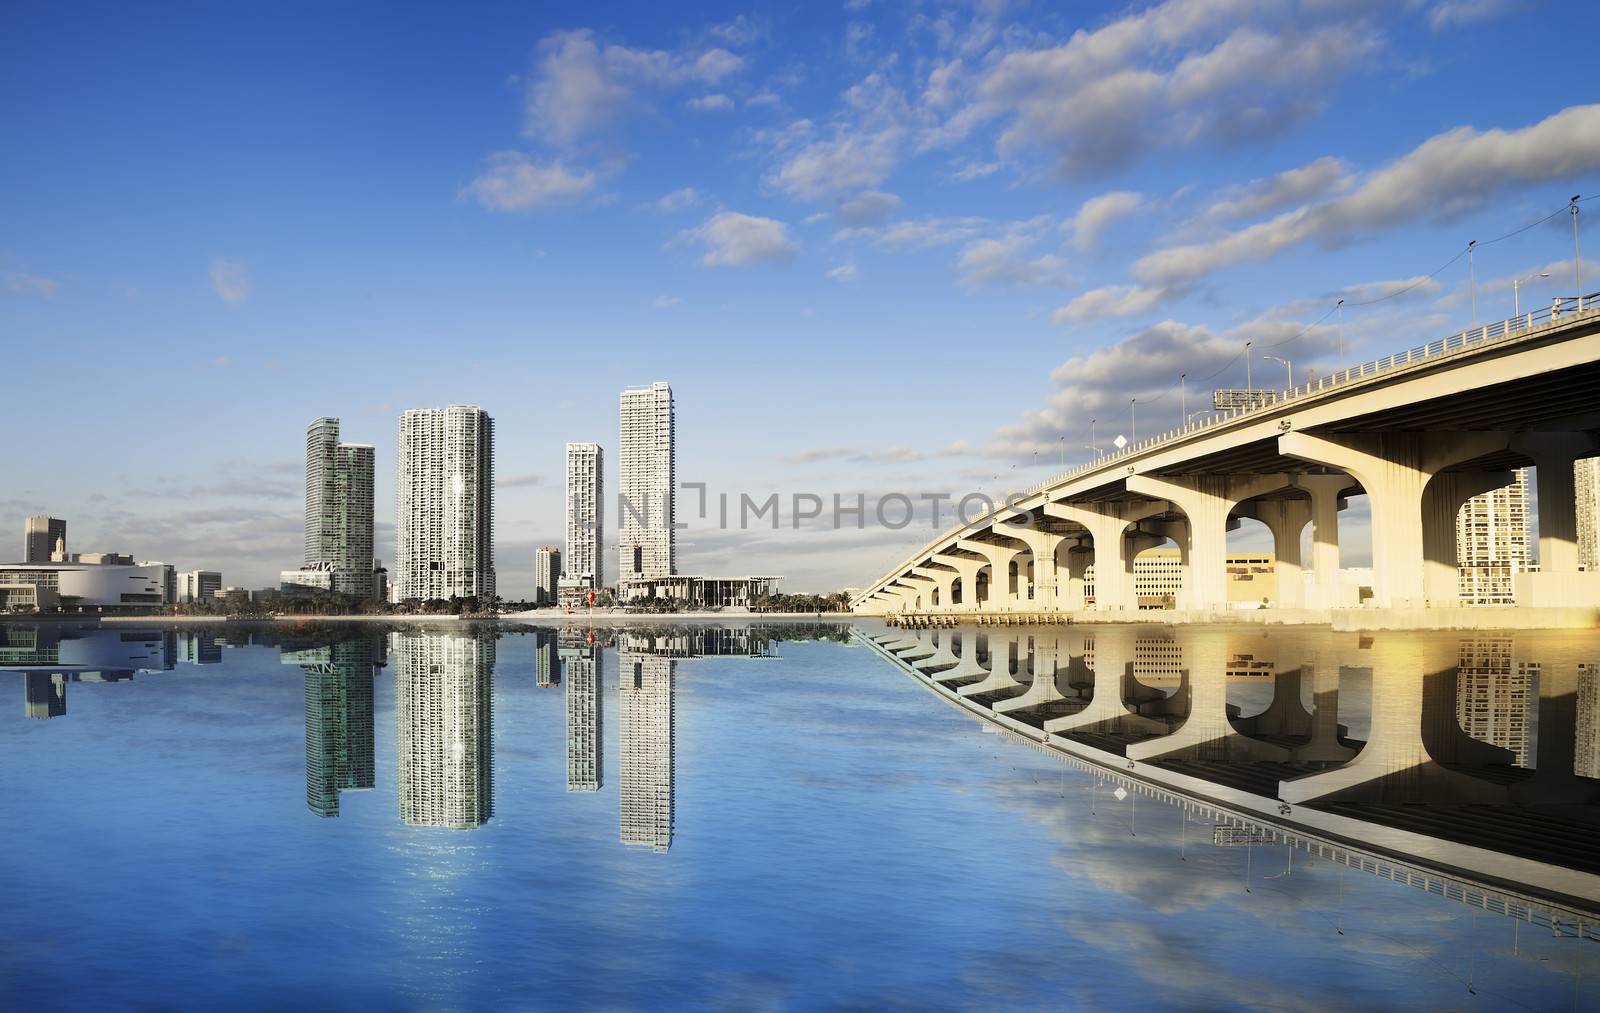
[[1336, 298, 1345, 372], [1058, 435, 1064, 468], [1245, 340, 1253, 389], [1513, 272, 1548, 317], [1263, 354, 1292, 389], [1130, 398, 1137, 443], [1572, 194, 1583, 311], [1179, 372, 1187, 424], [1468, 239, 1478, 326], [1090, 418, 1098, 456]]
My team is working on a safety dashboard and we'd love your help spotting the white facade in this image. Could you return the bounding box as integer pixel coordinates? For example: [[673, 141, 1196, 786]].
[[1456, 469, 1530, 605], [564, 643, 602, 792], [619, 652, 673, 850], [534, 546, 560, 606], [0, 562, 169, 611], [564, 442, 603, 588], [618, 383, 674, 583], [175, 570, 222, 604], [395, 405, 495, 603], [1578, 456, 1600, 571], [393, 629, 494, 829]]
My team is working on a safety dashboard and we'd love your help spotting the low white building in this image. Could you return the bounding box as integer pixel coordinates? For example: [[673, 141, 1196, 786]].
[[0, 561, 170, 612]]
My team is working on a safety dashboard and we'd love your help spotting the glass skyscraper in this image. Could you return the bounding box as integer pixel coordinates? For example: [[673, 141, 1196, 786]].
[[301, 417, 375, 599]]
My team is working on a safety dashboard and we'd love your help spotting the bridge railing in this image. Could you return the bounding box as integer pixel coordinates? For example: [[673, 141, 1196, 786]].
[[1017, 290, 1600, 499], [856, 290, 1600, 605]]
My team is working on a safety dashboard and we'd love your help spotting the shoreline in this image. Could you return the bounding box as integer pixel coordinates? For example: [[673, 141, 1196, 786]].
[[89, 610, 852, 625]]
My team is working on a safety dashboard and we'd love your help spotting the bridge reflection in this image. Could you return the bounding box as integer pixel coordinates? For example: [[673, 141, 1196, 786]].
[[865, 622, 1600, 936]]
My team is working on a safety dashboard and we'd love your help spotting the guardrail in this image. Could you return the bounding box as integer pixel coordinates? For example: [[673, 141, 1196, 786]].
[[855, 290, 1600, 606]]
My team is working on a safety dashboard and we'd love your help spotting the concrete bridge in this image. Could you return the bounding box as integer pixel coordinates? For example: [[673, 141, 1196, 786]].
[[852, 296, 1600, 621]]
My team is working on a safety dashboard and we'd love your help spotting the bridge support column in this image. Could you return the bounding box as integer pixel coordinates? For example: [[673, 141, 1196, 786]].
[[898, 575, 937, 612], [1299, 475, 1351, 608], [1234, 498, 1310, 608], [1280, 432, 1511, 609], [913, 566, 956, 611], [1421, 471, 1514, 606], [932, 554, 985, 611], [1127, 474, 1288, 611], [1514, 434, 1600, 607], [1044, 501, 1167, 612], [1063, 541, 1090, 610], [992, 523, 1069, 609], [956, 539, 1021, 610]]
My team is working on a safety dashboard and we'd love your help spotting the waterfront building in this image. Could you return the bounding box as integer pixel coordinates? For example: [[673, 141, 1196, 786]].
[[614, 574, 781, 609], [393, 629, 494, 829], [535, 546, 561, 606], [23, 516, 66, 564], [565, 442, 603, 591], [175, 570, 222, 604], [618, 383, 674, 589], [619, 652, 674, 850], [285, 639, 378, 818], [295, 417, 376, 599], [563, 640, 602, 792], [1455, 469, 1530, 605], [1579, 457, 1600, 571], [394, 405, 495, 604], [0, 561, 170, 612]]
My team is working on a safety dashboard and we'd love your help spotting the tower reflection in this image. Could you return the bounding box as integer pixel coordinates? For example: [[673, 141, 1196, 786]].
[[283, 637, 381, 818], [392, 628, 495, 830], [561, 630, 602, 793]]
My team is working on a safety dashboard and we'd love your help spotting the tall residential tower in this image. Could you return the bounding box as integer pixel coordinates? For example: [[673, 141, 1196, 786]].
[[300, 417, 376, 599], [395, 405, 495, 603], [564, 442, 603, 590], [1456, 469, 1531, 605], [618, 382, 674, 586]]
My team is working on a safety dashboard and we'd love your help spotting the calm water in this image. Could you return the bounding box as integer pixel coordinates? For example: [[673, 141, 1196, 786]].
[[1, 620, 1597, 1011]]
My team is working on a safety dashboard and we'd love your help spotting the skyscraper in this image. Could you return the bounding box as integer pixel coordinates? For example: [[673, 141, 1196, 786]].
[[301, 417, 376, 599], [1456, 468, 1530, 605], [393, 629, 495, 829], [564, 442, 603, 589], [618, 382, 674, 585], [23, 516, 65, 564], [619, 652, 674, 851], [1578, 457, 1600, 571], [395, 405, 495, 603], [564, 639, 602, 792], [535, 545, 561, 606]]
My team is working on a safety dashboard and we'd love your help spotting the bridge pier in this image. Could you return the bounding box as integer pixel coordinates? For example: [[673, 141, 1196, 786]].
[[932, 553, 986, 611], [956, 538, 1022, 611], [1127, 474, 1289, 611], [1514, 433, 1600, 607], [1044, 500, 1166, 612], [991, 523, 1070, 610], [1421, 471, 1514, 606], [1233, 498, 1310, 608]]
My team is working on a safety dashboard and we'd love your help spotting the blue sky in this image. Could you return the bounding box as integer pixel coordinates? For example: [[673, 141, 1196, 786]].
[[4, 0, 1598, 594]]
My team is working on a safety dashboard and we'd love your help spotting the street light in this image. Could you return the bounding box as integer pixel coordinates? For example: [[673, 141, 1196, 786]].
[[1058, 435, 1065, 468], [1262, 353, 1292, 389], [1336, 299, 1345, 372], [1467, 239, 1478, 326], [1245, 340, 1253, 389], [1130, 397, 1137, 443], [1179, 372, 1187, 423], [1513, 272, 1548, 317], [1090, 418, 1099, 456], [1572, 195, 1583, 312]]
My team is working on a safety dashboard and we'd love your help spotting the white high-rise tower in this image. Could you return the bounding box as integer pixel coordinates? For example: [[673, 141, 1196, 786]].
[[564, 442, 603, 589], [618, 382, 674, 585], [1456, 468, 1530, 605], [1578, 457, 1600, 571], [395, 405, 495, 603]]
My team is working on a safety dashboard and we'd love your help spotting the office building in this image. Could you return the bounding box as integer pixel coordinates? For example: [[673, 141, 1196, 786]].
[[1579, 457, 1600, 571], [535, 546, 561, 606], [393, 628, 494, 829], [1456, 469, 1530, 605], [394, 405, 495, 603], [294, 417, 376, 599], [564, 442, 603, 590], [618, 382, 674, 588], [619, 652, 674, 851], [175, 570, 222, 604], [23, 516, 66, 564], [564, 640, 602, 792]]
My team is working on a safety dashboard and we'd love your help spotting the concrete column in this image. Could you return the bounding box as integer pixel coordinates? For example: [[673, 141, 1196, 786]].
[[1124, 532, 1165, 610], [1127, 474, 1288, 611], [932, 554, 985, 611], [956, 538, 1021, 610], [912, 566, 956, 611], [898, 575, 937, 612], [1298, 474, 1350, 608], [1063, 541, 1091, 610], [1513, 433, 1600, 606], [991, 523, 1069, 608], [1044, 501, 1166, 612], [1420, 471, 1513, 606], [1234, 498, 1311, 608], [1280, 432, 1511, 609]]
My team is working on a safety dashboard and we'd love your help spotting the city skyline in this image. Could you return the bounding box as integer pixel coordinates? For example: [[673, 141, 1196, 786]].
[[5, 3, 1600, 596]]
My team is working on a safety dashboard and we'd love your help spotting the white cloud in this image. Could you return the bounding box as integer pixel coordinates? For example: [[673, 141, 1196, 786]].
[[833, 190, 902, 227], [827, 262, 859, 283], [1428, 0, 1514, 32], [687, 93, 734, 111], [1200, 155, 1353, 222], [653, 294, 682, 308], [956, 235, 1067, 288], [209, 259, 250, 304], [1070, 190, 1142, 249], [746, 90, 782, 109], [838, 215, 986, 250], [683, 211, 799, 267], [766, 72, 908, 201], [522, 29, 746, 146], [951, 160, 1001, 182], [1136, 104, 1600, 287], [463, 152, 596, 211], [1053, 284, 1168, 323], [3, 271, 60, 298], [654, 186, 702, 212]]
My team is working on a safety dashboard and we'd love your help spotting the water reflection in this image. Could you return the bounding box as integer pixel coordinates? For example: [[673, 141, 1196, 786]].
[[282, 635, 382, 817], [392, 628, 495, 830]]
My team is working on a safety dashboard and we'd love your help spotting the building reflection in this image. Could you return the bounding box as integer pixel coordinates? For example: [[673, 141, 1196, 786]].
[[618, 648, 673, 852], [282, 636, 383, 818], [392, 628, 495, 830], [560, 630, 602, 792]]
